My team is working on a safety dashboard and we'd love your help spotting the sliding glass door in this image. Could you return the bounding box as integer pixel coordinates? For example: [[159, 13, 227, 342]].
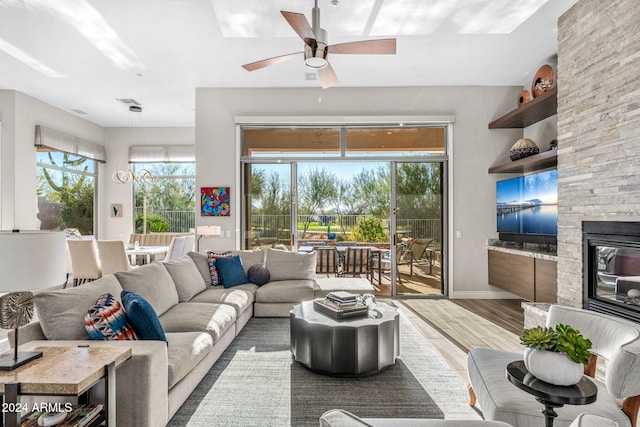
[[393, 162, 444, 296], [240, 123, 448, 297]]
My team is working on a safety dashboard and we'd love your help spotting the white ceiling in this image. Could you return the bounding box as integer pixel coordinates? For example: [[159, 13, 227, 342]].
[[0, 0, 577, 128]]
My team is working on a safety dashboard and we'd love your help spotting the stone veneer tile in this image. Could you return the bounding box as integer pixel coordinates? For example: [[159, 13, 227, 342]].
[[556, 0, 640, 307]]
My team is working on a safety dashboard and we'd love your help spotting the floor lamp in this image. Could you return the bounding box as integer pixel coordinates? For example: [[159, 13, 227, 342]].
[[0, 230, 66, 370], [196, 226, 222, 252]]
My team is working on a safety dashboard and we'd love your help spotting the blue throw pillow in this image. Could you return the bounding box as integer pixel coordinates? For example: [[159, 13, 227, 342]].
[[215, 256, 249, 288], [120, 290, 167, 343]]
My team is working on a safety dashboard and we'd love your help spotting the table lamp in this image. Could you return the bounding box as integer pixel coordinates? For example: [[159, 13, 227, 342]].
[[0, 230, 66, 370], [196, 225, 221, 252]]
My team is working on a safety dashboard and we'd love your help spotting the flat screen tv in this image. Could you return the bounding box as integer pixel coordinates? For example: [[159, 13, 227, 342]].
[[496, 169, 558, 245]]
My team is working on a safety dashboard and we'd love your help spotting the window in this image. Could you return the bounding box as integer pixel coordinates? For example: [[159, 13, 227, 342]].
[[36, 150, 97, 234], [132, 162, 195, 233]]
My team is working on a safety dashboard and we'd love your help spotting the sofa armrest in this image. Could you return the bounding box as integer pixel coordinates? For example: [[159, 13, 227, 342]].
[[8, 321, 46, 347], [19, 340, 169, 427]]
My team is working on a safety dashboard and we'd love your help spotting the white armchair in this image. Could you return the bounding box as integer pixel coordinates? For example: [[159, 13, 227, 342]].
[[468, 305, 640, 427]]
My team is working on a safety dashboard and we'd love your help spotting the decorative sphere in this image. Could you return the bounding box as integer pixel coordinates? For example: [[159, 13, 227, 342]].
[[247, 264, 270, 286]]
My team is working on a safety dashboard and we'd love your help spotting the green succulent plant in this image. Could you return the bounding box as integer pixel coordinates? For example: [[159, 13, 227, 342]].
[[520, 326, 557, 350], [520, 324, 592, 365]]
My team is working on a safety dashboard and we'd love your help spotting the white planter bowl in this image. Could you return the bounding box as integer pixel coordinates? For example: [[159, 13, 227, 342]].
[[523, 348, 584, 386]]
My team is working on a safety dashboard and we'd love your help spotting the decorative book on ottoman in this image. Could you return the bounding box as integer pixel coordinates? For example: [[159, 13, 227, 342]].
[[313, 298, 368, 319]]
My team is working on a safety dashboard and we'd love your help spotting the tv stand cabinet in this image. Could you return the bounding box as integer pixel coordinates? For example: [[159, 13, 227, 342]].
[[488, 247, 557, 303]]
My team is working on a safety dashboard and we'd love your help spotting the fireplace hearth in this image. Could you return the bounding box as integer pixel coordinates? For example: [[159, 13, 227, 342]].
[[583, 221, 640, 323]]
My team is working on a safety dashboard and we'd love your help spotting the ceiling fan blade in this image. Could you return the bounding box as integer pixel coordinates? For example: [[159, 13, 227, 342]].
[[317, 62, 339, 89], [242, 52, 301, 72], [281, 11, 316, 45], [329, 38, 396, 55]]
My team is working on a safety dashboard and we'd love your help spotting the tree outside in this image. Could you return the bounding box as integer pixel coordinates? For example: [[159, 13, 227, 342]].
[[36, 152, 95, 235]]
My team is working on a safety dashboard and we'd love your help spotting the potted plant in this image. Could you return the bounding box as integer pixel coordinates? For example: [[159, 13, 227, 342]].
[[520, 324, 592, 386]]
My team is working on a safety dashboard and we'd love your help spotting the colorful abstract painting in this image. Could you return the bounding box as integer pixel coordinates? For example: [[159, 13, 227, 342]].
[[201, 187, 230, 216]]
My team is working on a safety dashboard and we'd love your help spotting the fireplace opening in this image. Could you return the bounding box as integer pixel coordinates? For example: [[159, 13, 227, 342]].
[[583, 221, 640, 323]]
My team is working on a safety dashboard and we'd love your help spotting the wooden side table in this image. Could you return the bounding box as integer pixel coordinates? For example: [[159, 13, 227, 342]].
[[0, 346, 131, 427], [506, 360, 597, 427]]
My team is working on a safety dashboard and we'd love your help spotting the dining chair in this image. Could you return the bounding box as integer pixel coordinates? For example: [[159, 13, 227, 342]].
[[67, 239, 102, 286], [97, 240, 134, 276], [315, 246, 338, 277], [342, 247, 371, 281], [181, 235, 195, 257], [163, 236, 187, 262]]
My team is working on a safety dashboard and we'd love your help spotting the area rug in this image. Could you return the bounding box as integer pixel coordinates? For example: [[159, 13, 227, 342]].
[[168, 310, 481, 426]]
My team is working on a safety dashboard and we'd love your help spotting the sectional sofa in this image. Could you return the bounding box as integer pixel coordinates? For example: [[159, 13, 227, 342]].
[[14, 248, 373, 426]]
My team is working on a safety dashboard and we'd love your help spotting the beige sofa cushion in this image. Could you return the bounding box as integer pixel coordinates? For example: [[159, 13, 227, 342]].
[[162, 257, 207, 302], [230, 249, 265, 273], [189, 284, 258, 316], [187, 251, 212, 286], [166, 332, 213, 389], [265, 248, 316, 281], [159, 302, 236, 343], [34, 275, 123, 340], [116, 262, 179, 316], [255, 279, 315, 303]]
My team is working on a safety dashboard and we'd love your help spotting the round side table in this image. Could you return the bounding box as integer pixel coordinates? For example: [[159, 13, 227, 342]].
[[506, 360, 597, 427]]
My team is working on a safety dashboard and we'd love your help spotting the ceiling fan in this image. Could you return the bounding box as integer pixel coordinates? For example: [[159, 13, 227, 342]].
[[241, 0, 396, 89]]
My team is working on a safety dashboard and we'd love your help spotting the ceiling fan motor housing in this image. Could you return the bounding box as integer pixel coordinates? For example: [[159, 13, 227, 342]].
[[304, 6, 328, 69]]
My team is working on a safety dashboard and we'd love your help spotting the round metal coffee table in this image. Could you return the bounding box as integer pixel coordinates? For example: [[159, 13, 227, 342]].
[[290, 300, 399, 376]]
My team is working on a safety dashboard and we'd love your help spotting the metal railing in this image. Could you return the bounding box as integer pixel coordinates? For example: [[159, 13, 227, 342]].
[[250, 214, 441, 243], [135, 208, 195, 233]]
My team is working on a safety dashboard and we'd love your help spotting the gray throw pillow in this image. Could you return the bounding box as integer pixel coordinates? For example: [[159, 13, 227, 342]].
[[162, 257, 207, 302], [115, 262, 179, 316], [265, 248, 316, 281], [187, 251, 212, 286], [34, 275, 124, 340]]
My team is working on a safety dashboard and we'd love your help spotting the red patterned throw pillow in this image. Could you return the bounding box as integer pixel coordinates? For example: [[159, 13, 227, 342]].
[[85, 293, 138, 341], [207, 251, 233, 285]]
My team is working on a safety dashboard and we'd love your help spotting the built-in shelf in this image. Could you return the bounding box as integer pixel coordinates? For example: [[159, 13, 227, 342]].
[[488, 150, 557, 174], [489, 87, 557, 129]]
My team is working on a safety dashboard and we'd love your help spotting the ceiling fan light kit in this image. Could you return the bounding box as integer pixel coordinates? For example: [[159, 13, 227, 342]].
[[241, 0, 396, 89]]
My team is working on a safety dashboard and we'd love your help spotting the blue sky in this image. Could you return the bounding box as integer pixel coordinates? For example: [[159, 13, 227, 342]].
[[496, 169, 558, 204]]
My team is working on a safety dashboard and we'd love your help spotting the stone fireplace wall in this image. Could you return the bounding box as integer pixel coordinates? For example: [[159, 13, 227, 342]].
[[556, 0, 640, 307]]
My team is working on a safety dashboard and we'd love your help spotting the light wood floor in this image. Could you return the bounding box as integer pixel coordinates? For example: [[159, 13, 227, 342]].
[[392, 299, 524, 382]]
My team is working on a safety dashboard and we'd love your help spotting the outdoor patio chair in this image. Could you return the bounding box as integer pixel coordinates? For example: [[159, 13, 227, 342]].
[[341, 247, 371, 281], [400, 238, 434, 276], [315, 246, 338, 277]]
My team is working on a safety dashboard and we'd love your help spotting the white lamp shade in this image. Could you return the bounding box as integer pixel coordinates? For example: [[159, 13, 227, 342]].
[[197, 226, 222, 236], [0, 231, 67, 291]]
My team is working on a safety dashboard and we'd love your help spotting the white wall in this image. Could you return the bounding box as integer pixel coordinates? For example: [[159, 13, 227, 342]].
[[196, 86, 524, 296], [0, 90, 104, 231], [101, 127, 195, 240]]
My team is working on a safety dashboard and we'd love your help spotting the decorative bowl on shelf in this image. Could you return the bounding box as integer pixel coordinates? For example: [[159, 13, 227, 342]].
[[531, 64, 554, 98], [509, 138, 539, 161]]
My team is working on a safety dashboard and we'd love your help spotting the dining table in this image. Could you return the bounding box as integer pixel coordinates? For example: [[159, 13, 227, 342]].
[[125, 245, 170, 265]]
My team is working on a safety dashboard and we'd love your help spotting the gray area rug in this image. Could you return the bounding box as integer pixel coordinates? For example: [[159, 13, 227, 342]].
[[168, 310, 480, 426]]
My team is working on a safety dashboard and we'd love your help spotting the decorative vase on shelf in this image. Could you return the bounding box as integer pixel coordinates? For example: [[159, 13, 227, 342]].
[[517, 89, 531, 107], [531, 64, 554, 98], [509, 138, 539, 161], [523, 348, 583, 386]]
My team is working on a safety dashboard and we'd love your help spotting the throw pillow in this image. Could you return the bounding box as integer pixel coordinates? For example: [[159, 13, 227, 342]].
[[85, 293, 138, 341], [120, 290, 167, 343], [207, 251, 232, 285], [247, 264, 270, 286], [215, 256, 249, 288]]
